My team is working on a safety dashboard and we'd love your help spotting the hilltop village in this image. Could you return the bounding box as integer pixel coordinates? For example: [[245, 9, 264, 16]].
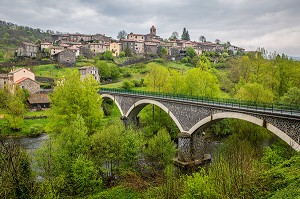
[[16, 26, 244, 66]]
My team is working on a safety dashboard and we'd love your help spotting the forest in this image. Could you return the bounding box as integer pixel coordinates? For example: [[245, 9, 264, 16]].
[[0, 27, 300, 198]]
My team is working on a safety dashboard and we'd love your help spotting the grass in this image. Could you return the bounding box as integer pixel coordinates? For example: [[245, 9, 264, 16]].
[[0, 118, 48, 137], [32, 64, 79, 79], [165, 61, 192, 71], [86, 186, 141, 199], [25, 110, 50, 117]]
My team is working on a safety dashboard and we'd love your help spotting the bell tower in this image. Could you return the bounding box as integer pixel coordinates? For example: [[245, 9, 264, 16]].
[[150, 25, 156, 36]]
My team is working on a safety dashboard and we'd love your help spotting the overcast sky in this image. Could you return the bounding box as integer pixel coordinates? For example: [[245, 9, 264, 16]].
[[1, 0, 299, 56]]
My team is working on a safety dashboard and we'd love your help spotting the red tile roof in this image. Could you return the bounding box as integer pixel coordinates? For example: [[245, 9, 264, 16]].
[[15, 77, 39, 85]]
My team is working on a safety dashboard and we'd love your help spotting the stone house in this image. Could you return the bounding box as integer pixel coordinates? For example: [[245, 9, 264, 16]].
[[127, 33, 145, 42], [17, 42, 38, 58], [144, 42, 158, 55], [228, 45, 245, 54], [110, 42, 122, 56], [134, 41, 145, 54], [40, 42, 52, 51], [50, 46, 64, 56], [0, 68, 40, 94], [79, 66, 100, 82], [92, 34, 111, 42], [53, 50, 76, 67], [121, 39, 136, 54], [68, 34, 92, 43], [182, 41, 194, 48], [67, 46, 80, 57], [0, 74, 9, 89], [15, 77, 40, 94], [197, 42, 217, 52], [86, 43, 109, 54]]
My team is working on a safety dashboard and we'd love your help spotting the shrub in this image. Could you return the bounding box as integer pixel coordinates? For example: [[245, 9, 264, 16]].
[[122, 80, 134, 90], [119, 51, 125, 58], [29, 123, 44, 137]]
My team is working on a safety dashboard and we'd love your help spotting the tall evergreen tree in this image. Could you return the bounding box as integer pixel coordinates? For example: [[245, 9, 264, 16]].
[[181, 27, 190, 41]]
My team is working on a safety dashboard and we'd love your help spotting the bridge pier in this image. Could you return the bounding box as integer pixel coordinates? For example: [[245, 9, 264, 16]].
[[176, 131, 207, 168], [178, 132, 192, 162]]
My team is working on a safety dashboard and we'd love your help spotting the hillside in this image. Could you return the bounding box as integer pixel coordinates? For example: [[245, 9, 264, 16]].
[[0, 20, 51, 51]]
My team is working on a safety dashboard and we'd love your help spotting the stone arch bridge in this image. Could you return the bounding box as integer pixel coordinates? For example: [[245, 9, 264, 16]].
[[99, 89, 300, 163]]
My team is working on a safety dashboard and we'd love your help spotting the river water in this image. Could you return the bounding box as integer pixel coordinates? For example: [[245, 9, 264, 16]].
[[8, 134, 49, 155]]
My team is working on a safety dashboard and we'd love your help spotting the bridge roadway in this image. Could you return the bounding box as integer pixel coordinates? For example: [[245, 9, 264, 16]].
[[99, 88, 300, 161]]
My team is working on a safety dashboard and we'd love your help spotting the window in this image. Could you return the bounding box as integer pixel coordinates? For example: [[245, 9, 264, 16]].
[[21, 85, 25, 89]]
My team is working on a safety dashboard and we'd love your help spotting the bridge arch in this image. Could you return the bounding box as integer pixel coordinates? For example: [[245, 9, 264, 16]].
[[188, 112, 300, 151], [101, 94, 124, 116], [125, 99, 184, 132]]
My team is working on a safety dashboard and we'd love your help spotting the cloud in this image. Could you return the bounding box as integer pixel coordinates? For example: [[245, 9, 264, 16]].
[[0, 0, 299, 56]]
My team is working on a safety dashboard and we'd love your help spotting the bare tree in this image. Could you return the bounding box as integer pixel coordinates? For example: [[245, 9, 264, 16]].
[[215, 39, 221, 44], [199, 35, 206, 42], [117, 30, 128, 40], [169, 31, 179, 40]]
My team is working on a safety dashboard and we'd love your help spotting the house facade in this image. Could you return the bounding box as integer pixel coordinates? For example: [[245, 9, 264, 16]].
[[17, 42, 38, 58], [8, 68, 35, 82], [50, 46, 64, 56], [110, 42, 122, 56], [127, 33, 145, 42], [54, 50, 76, 67], [79, 66, 100, 82], [86, 43, 109, 54], [15, 78, 40, 94]]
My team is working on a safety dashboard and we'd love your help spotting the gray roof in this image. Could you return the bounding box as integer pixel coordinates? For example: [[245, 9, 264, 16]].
[[28, 94, 50, 104]]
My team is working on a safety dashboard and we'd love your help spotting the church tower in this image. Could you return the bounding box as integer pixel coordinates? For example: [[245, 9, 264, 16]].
[[150, 25, 156, 36]]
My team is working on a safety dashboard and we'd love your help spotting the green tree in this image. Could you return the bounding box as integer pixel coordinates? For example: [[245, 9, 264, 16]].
[[145, 63, 169, 92], [124, 44, 132, 57], [184, 68, 220, 97], [280, 87, 300, 105], [0, 141, 34, 199], [235, 82, 274, 103], [164, 70, 185, 94], [48, 70, 103, 134], [185, 47, 197, 59], [4, 88, 26, 129], [181, 28, 190, 41], [91, 122, 141, 177], [196, 55, 211, 70], [103, 50, 114, 61], [36, 115, 101, 196], [143, 128, 176, 171]]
